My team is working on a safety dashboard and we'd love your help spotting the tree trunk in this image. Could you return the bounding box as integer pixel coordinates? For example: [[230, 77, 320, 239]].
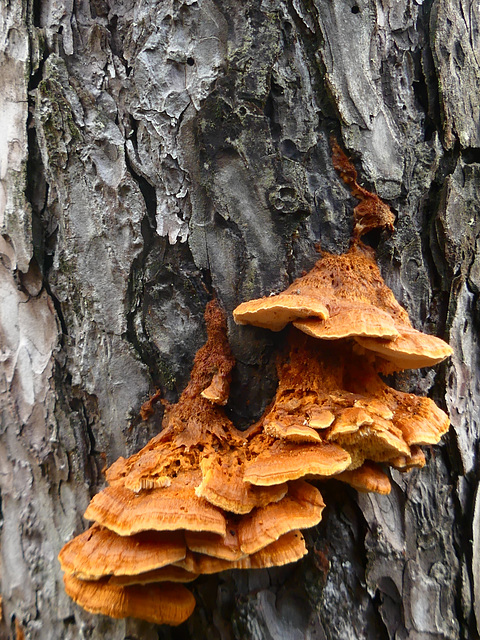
[[0, 0, 478, 638]]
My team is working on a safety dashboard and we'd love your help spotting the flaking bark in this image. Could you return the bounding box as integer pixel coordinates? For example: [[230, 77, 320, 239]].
[[0, 0, 478, 638]]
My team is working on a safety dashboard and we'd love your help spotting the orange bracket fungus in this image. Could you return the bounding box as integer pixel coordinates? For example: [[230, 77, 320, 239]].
[[59, 301, 326, 625], [60, 139, 452, 627], [234, 139, 452, 497]]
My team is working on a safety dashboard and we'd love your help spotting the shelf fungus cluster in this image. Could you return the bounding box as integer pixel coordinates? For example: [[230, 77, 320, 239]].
[[59, 142, 452, 627], [59, 302, 325, 626], [233, 139, 452, 496], [234, 243, 452, 495]]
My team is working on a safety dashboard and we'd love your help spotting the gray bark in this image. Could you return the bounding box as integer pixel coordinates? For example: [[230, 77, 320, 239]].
[[0, 0, 478, 638]]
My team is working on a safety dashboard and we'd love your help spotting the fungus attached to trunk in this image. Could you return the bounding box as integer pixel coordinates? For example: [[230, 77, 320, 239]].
[[233, 226, 452, 497], [63, 576, 196, 626], [60, 137, 453, 627], [59, 300, 326, 626], [234, 241, 452, 372], [236, 325, 450, 495]]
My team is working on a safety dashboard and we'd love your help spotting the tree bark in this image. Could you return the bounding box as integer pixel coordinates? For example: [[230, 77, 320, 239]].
[[0, 0, 478, 638]]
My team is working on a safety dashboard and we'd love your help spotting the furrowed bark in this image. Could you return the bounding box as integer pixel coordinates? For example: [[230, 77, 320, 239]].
[[0, 1, 478, 638]]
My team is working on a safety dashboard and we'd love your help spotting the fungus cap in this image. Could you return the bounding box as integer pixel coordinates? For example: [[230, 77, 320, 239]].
[[263, 419, 323, 443], [108, 566, 198, 586], [196, 452, 288, 514], [238, 480, 325, 554], [293, 304, 400, 341], [307, 408, 336, 429], [243, 530, 307, 568], [325, 407, 374, 439], [355, 325, 453, 371], [243, 441, 351, 486], [185, 526, 245, 561], [84, 472, 227, 537], [233, 244, 411, 340], [233, 294, 329, 331], [335, 462, 391, 495], [63, 575, 195, 626], [200, 371, 230, 405], [59, 524, 186, 580], [176, 530, 307, 573], [346, 362, 451, 446], [388, 445, 426, 471], [332, 416, 411, 464]]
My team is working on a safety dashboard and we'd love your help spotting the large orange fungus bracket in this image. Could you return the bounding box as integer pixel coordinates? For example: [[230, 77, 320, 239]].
[[59, 139, 452, 626]]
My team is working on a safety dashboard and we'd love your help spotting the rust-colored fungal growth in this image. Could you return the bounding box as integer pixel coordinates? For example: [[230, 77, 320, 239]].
[[243, 440, 352, 486], [330, 136, 395, 237], [103, 301, 244, 495], [237, 480, 325, 553], [59, 300, 327, 626], [335, 462, 391, 495], [240, 330, 449, 493], [63, 575, 195, 626], [234, 220, 452, 495], [175, 530, 308, 573], [58, 525, 186, 580], [84, 471, 228, 536], [60, 135, 453, 625], [234, 240, 451, 373]]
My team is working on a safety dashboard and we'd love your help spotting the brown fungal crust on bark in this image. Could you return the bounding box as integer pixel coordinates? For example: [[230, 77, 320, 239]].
[[330, 137, 396, 237], [139, 389, 163, 421]]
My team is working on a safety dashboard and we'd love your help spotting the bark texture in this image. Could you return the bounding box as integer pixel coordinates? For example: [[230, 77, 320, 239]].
[[0, 0, 478, 638]]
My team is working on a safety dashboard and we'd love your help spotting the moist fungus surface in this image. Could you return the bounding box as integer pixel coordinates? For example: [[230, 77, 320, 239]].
[[234, 241, 452, 372], [63, 575, 196, 626], [59, 525, 186, 579]]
